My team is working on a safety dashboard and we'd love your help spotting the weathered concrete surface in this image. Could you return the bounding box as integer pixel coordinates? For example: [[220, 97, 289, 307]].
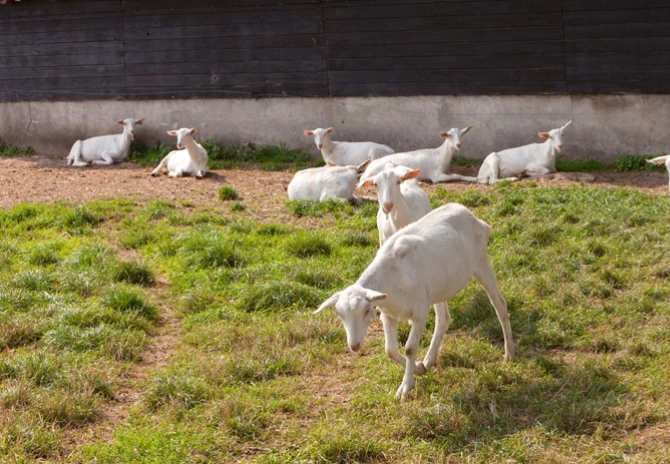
[[1, 95, 668, 161]]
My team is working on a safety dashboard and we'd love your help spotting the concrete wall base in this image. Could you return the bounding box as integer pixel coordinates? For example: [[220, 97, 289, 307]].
[[1, 95, 667, 161]]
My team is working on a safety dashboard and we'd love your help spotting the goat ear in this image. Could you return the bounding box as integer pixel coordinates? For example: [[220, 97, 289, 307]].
[[135, 118, 145, 125], [117, 120, 124, 125], [461, 124, 473, 134], [326, 161, 337, 167], [314, 292, 340, 314], [189, 128, 198, 135], [357, 158, 371, 172], [402, 169, 421, 181], [357, 178, 374, 189], [364, 290, 386, 303], [439, 131, 450, 138], [167, 130, 177, 136], [304, 130, 314, 136], [326, 127, 334, 133], [538, 131, 550, 139]]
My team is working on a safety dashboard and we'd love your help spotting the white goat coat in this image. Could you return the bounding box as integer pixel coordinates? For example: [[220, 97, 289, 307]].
[[359, 127, 475, 184], [647, 155, 670, 191], [316, 203, 515, 399], [377, 178, 431, 244], [287, 165, 359, 202], [361, 204, 494, 318], [304, 127, 394, 166], [477, 140, 558, 183], [67, 118, 143, 166], [151, 128, 208, 178], [476, 121, 571, 184]]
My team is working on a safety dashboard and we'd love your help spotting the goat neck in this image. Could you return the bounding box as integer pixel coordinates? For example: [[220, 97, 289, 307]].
[[182, 136, 207, 164]]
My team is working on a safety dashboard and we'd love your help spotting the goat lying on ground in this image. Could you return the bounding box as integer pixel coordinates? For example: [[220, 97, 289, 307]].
[[315, 203, 515, 400], [476, 121, 572, 184], [67, 118, 144, 167], [359, 126, 474, 184], [304, 127, 394, 166], [287, 159, 370, 203], [358, 165, 431, 245], [646, 155, 670, 192], [151, 128, 208, 178]]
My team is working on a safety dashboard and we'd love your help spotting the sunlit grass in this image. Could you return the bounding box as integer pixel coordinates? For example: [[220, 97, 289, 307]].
[[2, 181, 670, 463]]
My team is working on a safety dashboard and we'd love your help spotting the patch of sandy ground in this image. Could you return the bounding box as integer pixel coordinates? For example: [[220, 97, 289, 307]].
[[0, 156, 668, 215]]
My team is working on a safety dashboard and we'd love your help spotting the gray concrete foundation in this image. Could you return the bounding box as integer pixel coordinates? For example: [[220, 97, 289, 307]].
[[1, 95, 668, 161]]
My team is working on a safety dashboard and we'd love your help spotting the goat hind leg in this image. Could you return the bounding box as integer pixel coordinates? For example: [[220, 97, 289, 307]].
[[475, 261, 515, 361], [92, 152, 115, 165], [151, 156, 169, 176]]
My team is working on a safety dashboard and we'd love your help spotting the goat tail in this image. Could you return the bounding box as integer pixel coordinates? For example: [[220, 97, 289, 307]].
[[647, 155, 670, 165], [67, 140, 82, 165]]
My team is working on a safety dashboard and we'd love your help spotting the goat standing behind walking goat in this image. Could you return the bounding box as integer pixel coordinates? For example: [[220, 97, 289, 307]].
[[358, 165, 431, 245]]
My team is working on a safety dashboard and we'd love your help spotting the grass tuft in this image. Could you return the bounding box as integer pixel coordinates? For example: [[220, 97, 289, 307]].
[[113, 261, 155, 286], [101, 285, 157, 321], [0, 139, 35, 156], [285, 233, 332, 258], [217, 185, 240, 201], [237, 281, 322, 313]]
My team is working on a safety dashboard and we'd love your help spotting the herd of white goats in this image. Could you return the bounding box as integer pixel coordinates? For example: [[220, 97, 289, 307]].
[[60, 118, 670, 399]]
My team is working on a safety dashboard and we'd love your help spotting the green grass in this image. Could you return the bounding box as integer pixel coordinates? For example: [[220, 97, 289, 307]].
[[2, 180, 670, 463], [217, 185, 240, 201], [0, 139, 35, 156]]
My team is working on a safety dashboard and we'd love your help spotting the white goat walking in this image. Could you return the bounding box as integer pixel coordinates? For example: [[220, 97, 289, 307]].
[[304, 127, 394, 166], [358, 165, 432, 245], [476, 121, 572, 184], [151, 128, 208, 178], [359, 126, 475, 184], [67, 118, 144, 167], [646, 155, 670, 192], [315, 203, 515, 400], [287, 159, 370, 203]]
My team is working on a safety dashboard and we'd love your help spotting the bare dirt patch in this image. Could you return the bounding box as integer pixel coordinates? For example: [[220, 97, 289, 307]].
[[1, 157, 667, 215]]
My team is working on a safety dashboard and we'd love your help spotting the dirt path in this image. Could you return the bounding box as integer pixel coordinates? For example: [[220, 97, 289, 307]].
[[1, 157, 668, 214]]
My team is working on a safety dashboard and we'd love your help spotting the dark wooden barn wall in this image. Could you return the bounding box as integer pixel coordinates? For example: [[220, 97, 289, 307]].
[[0, 0, 668, 101]]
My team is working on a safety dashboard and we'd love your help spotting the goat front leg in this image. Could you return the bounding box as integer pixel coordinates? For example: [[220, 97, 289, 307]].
[[415, 302, 451, 375], [168, 169, 184, 178], [431, 173, 478, 183], [395, 314, 427, 400], [524, 166, 554, 178], [151, 155, 169, 176], [381, 313, 406, 368], [92, 152, 115, 165]]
